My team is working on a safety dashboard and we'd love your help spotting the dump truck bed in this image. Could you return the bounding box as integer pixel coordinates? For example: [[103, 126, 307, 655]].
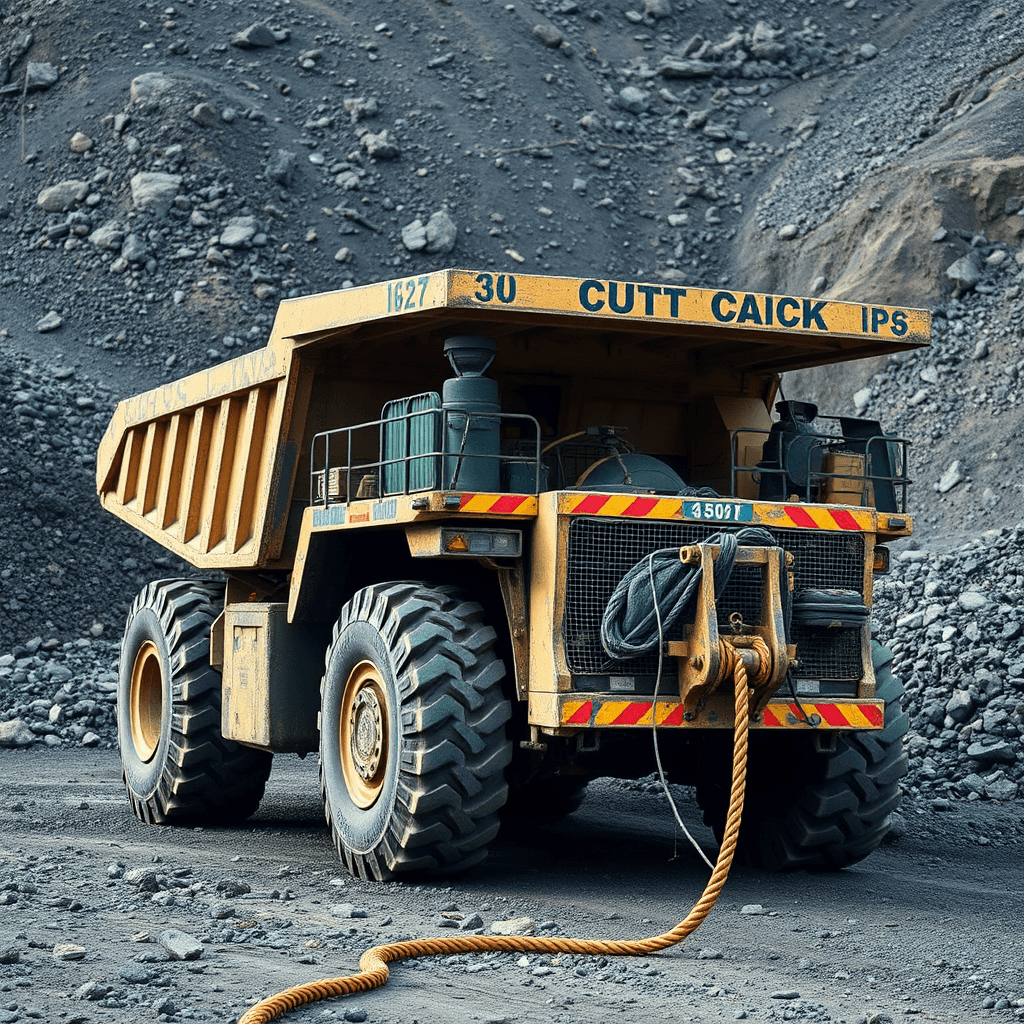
[[96, 269, 930, 571]]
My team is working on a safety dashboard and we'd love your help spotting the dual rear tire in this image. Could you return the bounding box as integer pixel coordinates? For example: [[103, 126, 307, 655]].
[[694, 641, 908, 871]]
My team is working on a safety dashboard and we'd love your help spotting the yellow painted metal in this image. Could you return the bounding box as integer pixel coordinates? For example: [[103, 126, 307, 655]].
[[339, 661, 391, 810], [129, 639, 162, 763], [674, 545, 788, 715], [273, 269, 931, 359], [220, 603, 322, 753], [97, 269, 927, 572]]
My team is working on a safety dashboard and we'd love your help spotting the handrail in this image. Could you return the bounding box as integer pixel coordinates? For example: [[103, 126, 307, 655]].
[[310, 407, 543, 506], [729, 421, 911, 512]]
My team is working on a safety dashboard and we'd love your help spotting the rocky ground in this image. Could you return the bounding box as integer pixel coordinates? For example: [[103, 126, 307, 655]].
[[0, 750, 1022, 1024], [0, 0, 1022, 805]]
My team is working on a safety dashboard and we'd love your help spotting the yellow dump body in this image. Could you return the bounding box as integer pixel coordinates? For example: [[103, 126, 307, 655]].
[[96, 269, 930, 571]]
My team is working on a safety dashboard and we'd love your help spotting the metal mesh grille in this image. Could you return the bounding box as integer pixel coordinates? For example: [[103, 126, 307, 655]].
[[790, 625, 863, 681], [563, 517, 866, 680]]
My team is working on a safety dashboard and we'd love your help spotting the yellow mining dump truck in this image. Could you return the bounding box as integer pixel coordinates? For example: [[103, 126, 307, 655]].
[[97, 269, 930, 879]]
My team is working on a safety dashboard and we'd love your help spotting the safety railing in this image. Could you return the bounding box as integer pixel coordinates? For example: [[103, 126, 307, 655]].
[[730, 418, 911, 514], [311, 405, 543, 507]]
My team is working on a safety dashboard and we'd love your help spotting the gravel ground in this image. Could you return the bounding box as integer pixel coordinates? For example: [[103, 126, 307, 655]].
[[0, 749, 1021, 1024]]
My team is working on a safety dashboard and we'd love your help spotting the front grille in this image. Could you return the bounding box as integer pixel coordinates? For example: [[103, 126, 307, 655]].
[[563, 516, 866, 683]]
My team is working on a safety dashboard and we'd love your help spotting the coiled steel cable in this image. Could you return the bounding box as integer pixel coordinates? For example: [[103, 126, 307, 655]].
[[600, 527, 781, 659], [237, 650, 758, 1024]]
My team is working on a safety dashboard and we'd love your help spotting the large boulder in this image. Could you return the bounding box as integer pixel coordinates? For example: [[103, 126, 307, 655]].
[[129, 172, 182, 213], [37, 180, 89, 213]]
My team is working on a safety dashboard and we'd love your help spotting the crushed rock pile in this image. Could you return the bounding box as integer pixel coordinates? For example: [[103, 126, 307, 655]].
[[875, 525, 1024, 804]]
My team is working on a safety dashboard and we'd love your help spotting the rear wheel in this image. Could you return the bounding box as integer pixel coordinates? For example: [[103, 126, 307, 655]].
[[320, 583, 512, 880], [117, 580, 272, 824], [695, 641, 908, 871]]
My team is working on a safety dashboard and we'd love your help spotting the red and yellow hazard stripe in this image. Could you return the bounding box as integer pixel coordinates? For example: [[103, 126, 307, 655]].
[[761, 701, 882, 728], [560, 697, 883, 730], [567, 493, 685, 518], [767, 505, 873, 532], [457, 493, 538, 515], [558, 493, 874, 531]]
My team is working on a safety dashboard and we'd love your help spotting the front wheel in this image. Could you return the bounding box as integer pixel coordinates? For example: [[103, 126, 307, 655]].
[[117, 580, 272, 825], [320, 583, 512, 880], [695, 641, 908, 871]]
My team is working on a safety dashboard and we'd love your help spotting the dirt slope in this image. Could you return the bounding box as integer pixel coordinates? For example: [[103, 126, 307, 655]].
[[1, 0, 1023, 645]]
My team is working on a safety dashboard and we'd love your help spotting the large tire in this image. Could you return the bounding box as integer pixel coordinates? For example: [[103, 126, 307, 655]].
[[320, 583, 512, 881], [695, 641, 908, 871], [117, 580, 272, 825]]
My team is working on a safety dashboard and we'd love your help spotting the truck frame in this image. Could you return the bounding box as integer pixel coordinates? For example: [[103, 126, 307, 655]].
[[97, 269, 930, 879]]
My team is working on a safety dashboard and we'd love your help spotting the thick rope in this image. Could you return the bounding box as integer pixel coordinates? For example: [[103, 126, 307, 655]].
[[237, 657, 753, 1024]]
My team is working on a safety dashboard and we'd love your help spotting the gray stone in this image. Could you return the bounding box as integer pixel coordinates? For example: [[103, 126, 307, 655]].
[[120, 965, 153, 984], [859, 43, 879, 60], [35, 311, 63, 333], [491, 917, 537, 936], [233, 23, 277, 48], [771, 990, 801, 1000], [344, 96, 379, 121], [945, 690, 974, 724], [853, 386, 873, 412], [962, 773, 987, 796], [966, 739, 1016, 765], [89, 221, 125, 251], [130, 172, 182, 213], [658, 57, 718, 78], [53, 943, 87, 961], [644, 0, 672, 18], [697, 947, 723, 959], [401, 219, 427, 252], [159, 928, 204, 961], [958, 591, 987, 612], [361, 129, 401, 159], [778, 224, 799, 240], [25, 61, 58, 91], [739, 904, 766, 915], [190, 102, 220, 128], [124, 868, 160, 891], [330, 903, 368, 919], [75, 981, 110, 1001], [37, 180, 90, 213], [533, 24, 563, 48], [459, 912, 485, 930], [219, 215, 258, 248], [216, 878, 251, 896], [986, 778, 1018, 801], [618, 86, 649, 114], [130, 72, 178, 104], [265, 149, 298, 187], [945, 250, 984, 290], [69, 132, 93, 153], [937, 460, 964, 494], [0, 719, 34, 746], [425, 210, 458, 253], [121, 234, 147, 263]]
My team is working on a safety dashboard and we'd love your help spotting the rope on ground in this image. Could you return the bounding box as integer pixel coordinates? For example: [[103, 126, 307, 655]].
[[236, 656, 754, 1024]]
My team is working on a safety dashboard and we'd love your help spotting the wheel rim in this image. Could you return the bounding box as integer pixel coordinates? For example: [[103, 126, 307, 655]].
[[340, 660, 390, 809], [129, 640, 163, 763]]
